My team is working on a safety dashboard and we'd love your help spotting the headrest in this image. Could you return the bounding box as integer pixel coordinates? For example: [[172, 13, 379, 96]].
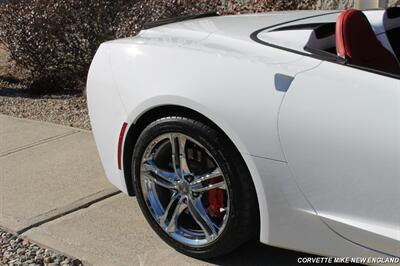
[[336, 9, 400, 75], [336, 9, 378, 59]]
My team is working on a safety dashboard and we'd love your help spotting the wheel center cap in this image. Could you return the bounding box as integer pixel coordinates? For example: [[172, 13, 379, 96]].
[[177, 180, 190, 194]]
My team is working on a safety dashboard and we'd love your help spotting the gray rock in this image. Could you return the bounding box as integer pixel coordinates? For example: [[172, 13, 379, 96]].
[[44, 248, 52, 256], [22, 239, 30, 247], [61, 258, 71, 265], [44, 256, 53, 263], [71, 259, 83, 266], [16, 247, 25, 255]]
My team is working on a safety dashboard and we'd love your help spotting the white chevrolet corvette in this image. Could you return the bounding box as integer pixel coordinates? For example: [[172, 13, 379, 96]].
[[87, 8, 400, 260]]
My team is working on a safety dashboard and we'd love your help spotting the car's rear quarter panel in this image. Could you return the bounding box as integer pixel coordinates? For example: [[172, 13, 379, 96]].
[[99, 35, 324, 248], [87, 44, 128, 192], [106, 34, 320, 160]]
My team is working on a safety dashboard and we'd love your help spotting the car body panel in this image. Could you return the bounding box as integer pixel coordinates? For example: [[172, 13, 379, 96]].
[[279, 61, 400, 256], [251, 156, 387, 259], [87, 44, 128, 192], [106, 38, 322, 161]]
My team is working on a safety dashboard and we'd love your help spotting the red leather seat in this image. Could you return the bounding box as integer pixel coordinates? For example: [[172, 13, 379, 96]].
[[336, 9, 400, 75]]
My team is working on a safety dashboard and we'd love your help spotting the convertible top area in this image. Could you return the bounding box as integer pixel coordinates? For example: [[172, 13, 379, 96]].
[[253, 8, 400, 76], [253, 12, 339, 55], [336, 9, 400, 74]]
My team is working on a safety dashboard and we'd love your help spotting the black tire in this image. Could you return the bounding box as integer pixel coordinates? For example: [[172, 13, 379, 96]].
[[132, 116, 259, 259]]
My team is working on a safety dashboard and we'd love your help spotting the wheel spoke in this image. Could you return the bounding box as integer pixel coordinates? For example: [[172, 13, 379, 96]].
[[191, 181, 226, 193], [159, 192, 181, 229], [191, 168, 226, 192], [187, 196, 218, 242], [191, 169, 223, 185], [142, 160, 177, 190], [170, 134, 191, 178], [165, 196, 187, 233]]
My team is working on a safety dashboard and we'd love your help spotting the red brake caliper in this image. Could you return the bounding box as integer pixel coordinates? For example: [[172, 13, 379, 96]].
[[208, 177, 224, 218]]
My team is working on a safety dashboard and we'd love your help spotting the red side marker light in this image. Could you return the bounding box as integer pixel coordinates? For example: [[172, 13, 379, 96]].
[[117, 122, 128, 170]]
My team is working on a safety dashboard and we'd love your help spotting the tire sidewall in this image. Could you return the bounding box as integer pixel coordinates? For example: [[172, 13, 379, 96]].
[[132, 117, 256, 258]]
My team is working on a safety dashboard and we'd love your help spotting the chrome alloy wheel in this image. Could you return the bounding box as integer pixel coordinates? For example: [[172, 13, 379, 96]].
[[140, 133, 230, 247]]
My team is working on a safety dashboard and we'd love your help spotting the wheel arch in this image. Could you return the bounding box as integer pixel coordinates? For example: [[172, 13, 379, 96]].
[[122, 105, 212, 196], [122, 105, 244, 193], [122, 103, 273, 242]]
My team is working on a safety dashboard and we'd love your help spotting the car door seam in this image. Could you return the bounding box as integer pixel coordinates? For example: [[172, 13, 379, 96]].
[[275, 61, 323, 218]]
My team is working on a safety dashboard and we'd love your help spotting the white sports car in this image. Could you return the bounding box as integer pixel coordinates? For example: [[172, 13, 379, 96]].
[[87, 8, 400, 260]]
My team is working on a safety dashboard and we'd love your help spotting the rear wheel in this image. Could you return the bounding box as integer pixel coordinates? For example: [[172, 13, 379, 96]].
[[132, 117, 258, 258]]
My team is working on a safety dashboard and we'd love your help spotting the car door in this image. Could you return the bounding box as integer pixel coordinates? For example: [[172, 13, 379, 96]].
[[279, 61, 400, 256]]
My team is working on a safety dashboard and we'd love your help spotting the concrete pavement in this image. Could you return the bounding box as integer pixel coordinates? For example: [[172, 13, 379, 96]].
[[0, 114, 306, 265], [0, 115, 118, 233], [25, 194, 305, 266]]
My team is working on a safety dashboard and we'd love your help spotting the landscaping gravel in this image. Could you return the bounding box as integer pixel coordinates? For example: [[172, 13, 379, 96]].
[[0, 228, 83, 266], [0, 82, 90, 130]]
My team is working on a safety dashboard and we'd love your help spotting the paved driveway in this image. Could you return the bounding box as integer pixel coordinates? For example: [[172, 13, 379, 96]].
[[0, 115, 308, 265]]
